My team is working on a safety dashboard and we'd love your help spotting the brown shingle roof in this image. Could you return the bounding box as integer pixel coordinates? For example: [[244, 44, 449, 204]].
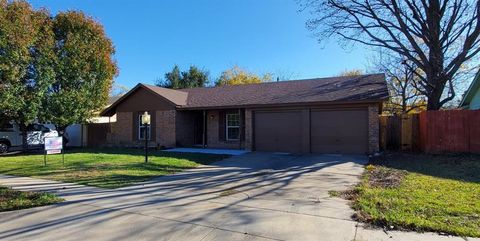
[[176, 73, 388, 109], [141, 84, 188, 106], [102, 74, 388, 115]]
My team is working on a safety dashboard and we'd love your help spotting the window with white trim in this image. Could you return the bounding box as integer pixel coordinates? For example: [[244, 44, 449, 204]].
[[226, 113, 240, 140], [138, 115, 151, 140]]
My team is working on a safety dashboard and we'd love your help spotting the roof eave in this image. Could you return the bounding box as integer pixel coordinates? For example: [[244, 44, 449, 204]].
[[176, 98, 388, 110], [459, 70, 480, 107]]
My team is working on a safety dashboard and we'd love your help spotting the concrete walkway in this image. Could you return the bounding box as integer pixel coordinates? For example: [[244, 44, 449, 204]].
[[0, 153, 478, 241], [163, 147, 250, 155]]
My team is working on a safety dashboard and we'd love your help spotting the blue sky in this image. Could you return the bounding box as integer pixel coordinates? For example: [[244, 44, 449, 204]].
[[29, 0, 374, 88]]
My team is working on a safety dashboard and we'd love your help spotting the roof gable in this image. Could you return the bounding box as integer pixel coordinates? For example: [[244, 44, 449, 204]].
[[460, 70, 480, 108], [101, 84, 187, 116]]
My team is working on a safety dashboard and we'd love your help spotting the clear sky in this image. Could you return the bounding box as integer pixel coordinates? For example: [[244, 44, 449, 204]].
[[29, 0, 374, 88]]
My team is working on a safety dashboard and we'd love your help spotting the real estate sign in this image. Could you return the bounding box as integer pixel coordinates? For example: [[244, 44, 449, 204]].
[[44, 136, 63, 154]]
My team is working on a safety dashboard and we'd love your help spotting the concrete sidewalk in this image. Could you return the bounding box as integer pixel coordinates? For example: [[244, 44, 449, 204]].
[[0, 153, 478, 241]]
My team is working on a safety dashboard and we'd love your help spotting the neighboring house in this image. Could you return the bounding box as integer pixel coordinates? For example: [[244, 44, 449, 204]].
[[460, 70, 480, 110], [101, 74, 389, 154], [90, 96, 121, 123], [44, 96, 121, 147]]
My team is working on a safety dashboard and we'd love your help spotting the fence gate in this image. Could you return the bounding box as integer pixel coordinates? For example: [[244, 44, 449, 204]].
[[380, 114, 420, 151]]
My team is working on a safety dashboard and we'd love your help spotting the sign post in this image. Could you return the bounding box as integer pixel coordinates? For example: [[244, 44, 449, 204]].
[[44, 136, 63, 166]]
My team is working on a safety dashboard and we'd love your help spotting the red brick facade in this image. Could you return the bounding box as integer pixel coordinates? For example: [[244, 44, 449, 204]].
[[106, 104, 380, 154], [155, 110, 176, 148], [100, 79, 385, 153], [107, 112, 132, 146], [205, 110, 244, 149]]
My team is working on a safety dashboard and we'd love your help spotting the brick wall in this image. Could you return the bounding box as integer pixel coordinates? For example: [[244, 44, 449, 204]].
[[368, 104, 380, 153], [244, 109, 253, 151], [156, 110, 176, 148], [206, 110, 243, 149], [108, 112, 132, 145]]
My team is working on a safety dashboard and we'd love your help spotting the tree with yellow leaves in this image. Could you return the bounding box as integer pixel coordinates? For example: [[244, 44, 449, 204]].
[[215, 65, 272, 86]]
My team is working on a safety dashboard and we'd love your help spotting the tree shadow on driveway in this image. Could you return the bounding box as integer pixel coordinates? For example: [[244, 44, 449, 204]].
[[0, 152, 367, 240]]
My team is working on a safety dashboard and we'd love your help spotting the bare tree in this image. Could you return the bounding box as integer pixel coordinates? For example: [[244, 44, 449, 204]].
[[301, 0, 480, 110], [375, 53, 426, 114]]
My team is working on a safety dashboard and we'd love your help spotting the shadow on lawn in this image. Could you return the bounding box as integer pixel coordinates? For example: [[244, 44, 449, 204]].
[[0, 148, 229, 188], [371, 152, 480, 183], [66, 147, 229, 165]]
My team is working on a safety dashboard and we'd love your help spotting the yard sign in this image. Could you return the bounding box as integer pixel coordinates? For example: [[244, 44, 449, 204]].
[[44, 136, 64, 165]]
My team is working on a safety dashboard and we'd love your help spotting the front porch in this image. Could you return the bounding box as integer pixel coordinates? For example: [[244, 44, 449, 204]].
[[176, 109, 248, 150]]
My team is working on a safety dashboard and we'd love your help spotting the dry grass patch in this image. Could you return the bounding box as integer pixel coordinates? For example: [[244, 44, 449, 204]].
[[0, 186, 63, 212], [335, 153, 480, 238]]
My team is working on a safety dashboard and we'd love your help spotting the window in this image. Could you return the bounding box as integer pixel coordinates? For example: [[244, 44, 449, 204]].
[[226, 113, 240, 140], [0, 123, 14, 132], [138, 115, 151, 140]]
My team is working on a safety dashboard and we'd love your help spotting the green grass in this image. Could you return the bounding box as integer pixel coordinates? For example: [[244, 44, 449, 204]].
[[0, 148, 228, 189], [0, 186, 63, 212], [351, 153, 480, 237]]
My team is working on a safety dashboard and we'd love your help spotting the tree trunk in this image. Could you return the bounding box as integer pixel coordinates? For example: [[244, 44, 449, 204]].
[[426, 82, 444, 110], [56, 125, 67, 149], [401, 84, 408, 113], [425, 73, 448, 110]]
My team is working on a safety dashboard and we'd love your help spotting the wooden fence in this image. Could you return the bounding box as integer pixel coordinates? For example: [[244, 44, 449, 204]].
[[419, 110, 480, 153], [379, 114, 420, 151], [380, 110, 480, 154]]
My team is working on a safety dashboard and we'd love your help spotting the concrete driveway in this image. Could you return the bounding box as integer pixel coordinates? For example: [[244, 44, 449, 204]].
[[0, 153, 471, 241]]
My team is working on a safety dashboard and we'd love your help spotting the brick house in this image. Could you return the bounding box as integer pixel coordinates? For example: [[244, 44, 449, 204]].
[[101, 74, 388, 154]]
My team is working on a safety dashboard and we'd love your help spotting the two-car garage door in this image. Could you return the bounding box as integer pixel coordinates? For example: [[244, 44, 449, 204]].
[[254, 108, 368, 154]]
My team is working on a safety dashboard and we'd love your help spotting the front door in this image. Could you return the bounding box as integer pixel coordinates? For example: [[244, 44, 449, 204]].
[[193, 112, 204, 145]]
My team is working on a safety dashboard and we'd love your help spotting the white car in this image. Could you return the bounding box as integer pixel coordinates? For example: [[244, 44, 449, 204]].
[[0, 122, 59, 154]]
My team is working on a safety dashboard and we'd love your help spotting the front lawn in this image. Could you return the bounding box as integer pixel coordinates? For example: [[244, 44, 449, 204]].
[[343, 153, 480, 237], [0, 148, 228, 188], [0, 186, 63, 212]]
